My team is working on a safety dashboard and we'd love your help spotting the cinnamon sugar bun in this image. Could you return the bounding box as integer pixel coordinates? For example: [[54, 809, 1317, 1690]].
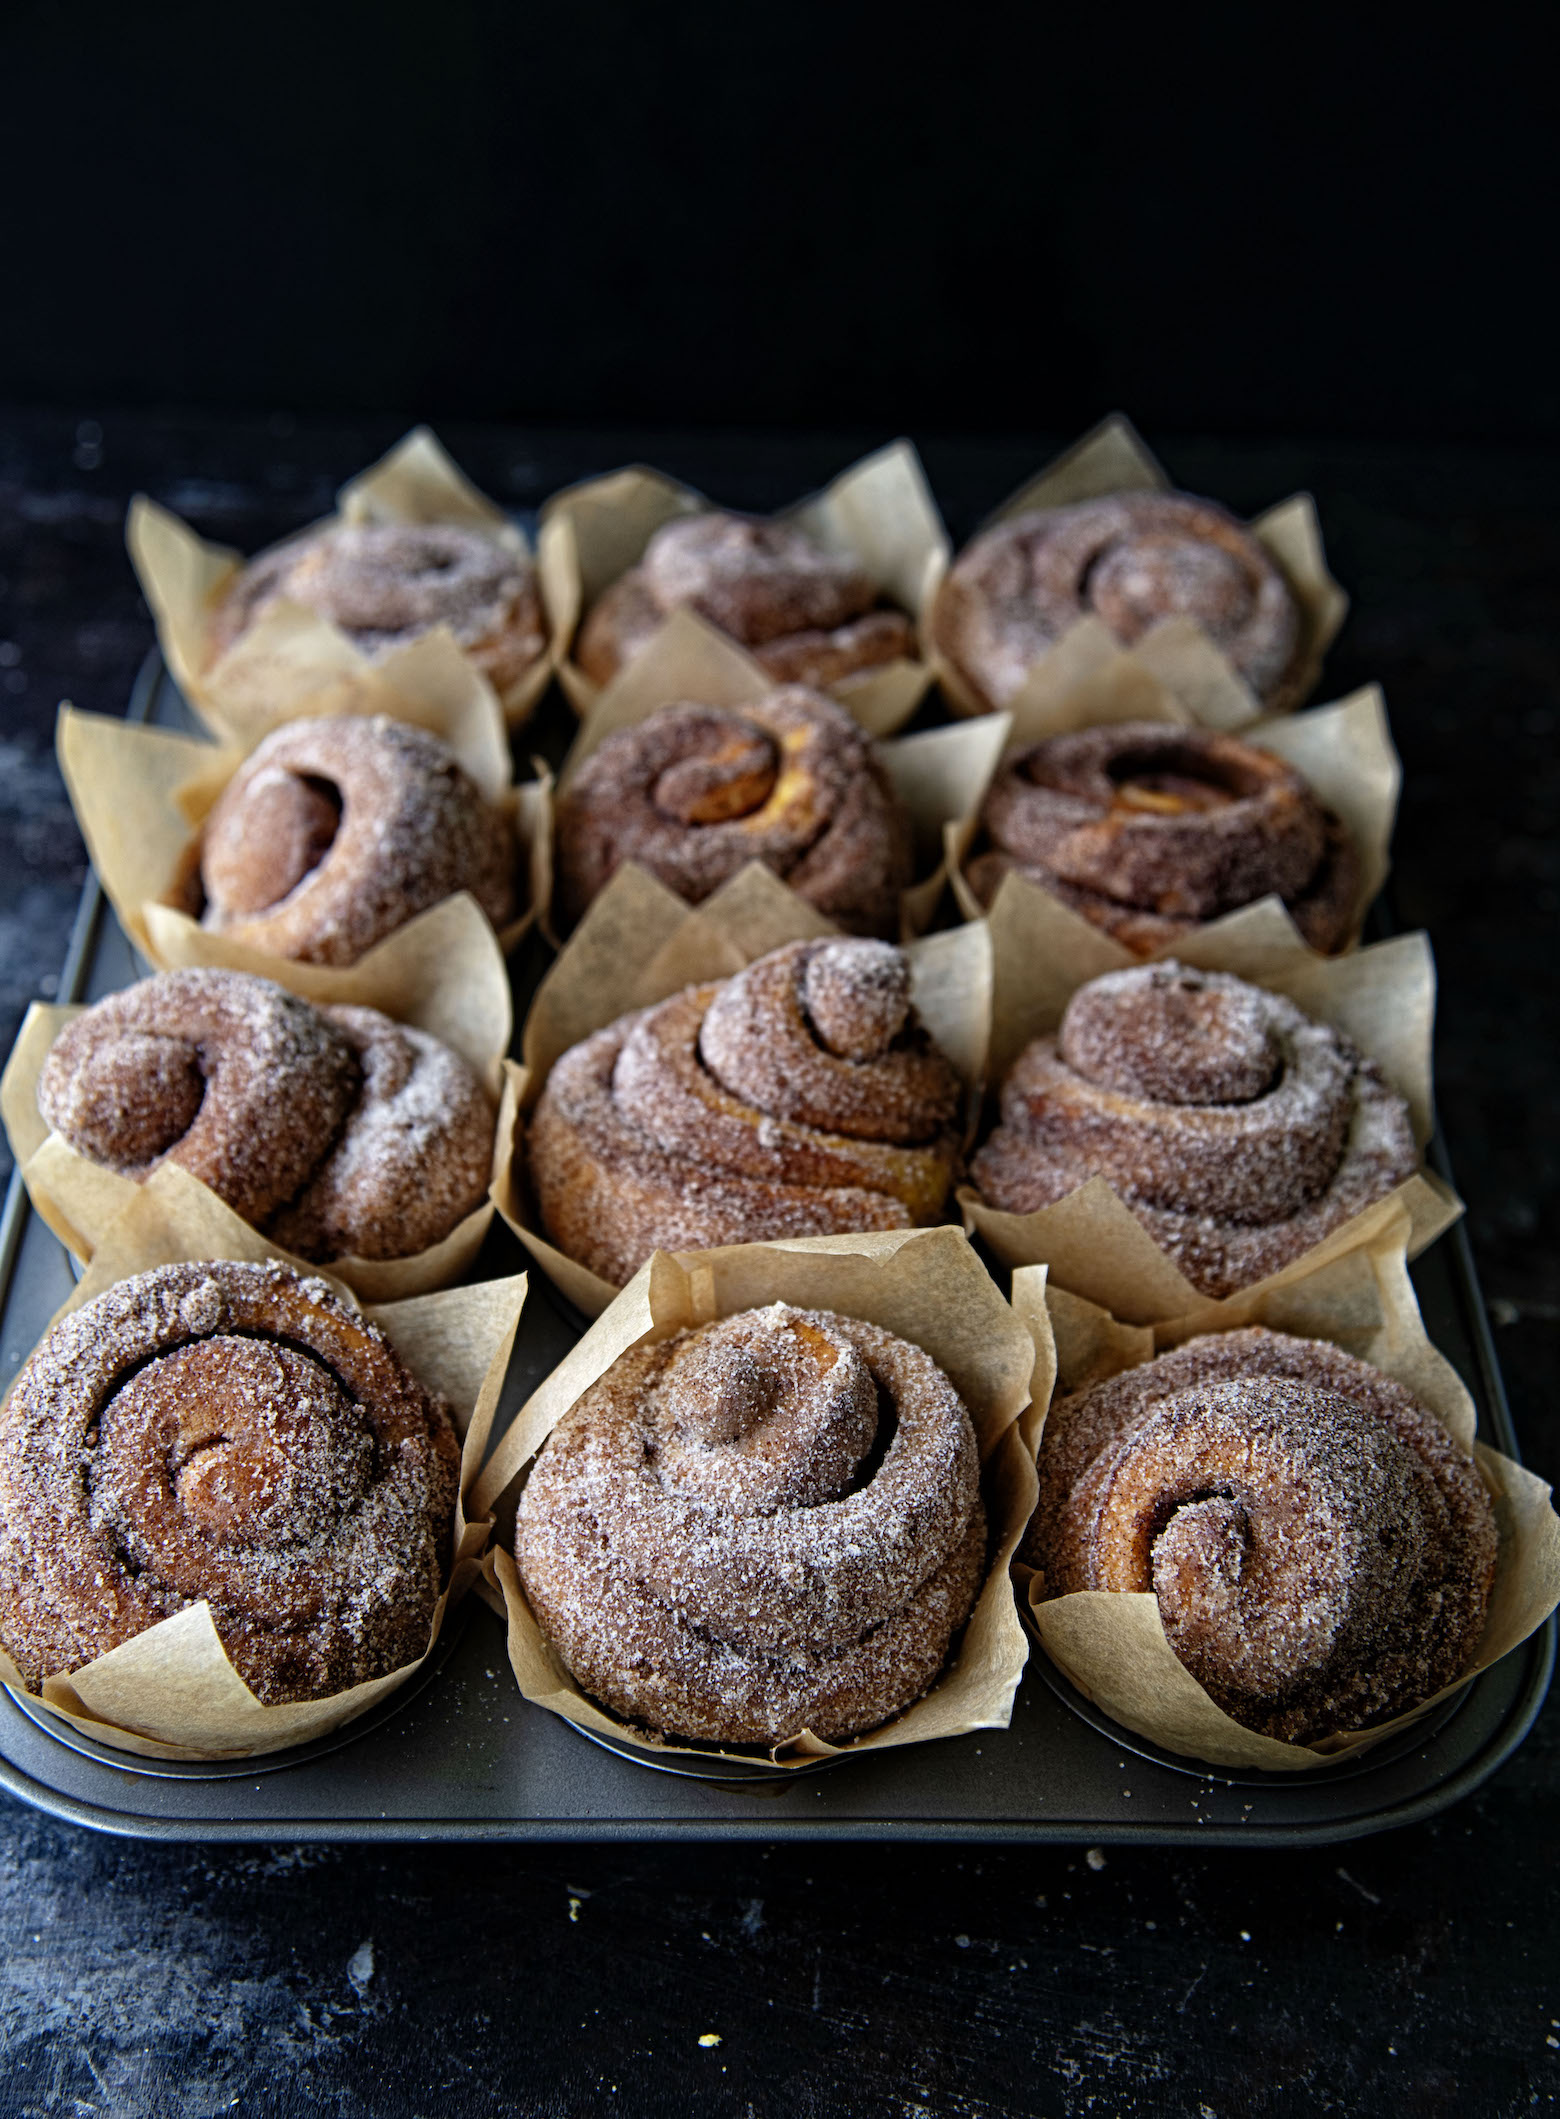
[[575, 512, 915, 690], [527, 939, 964, 1286], [1029, 1326, 1498, 1744], [971, 963, 1418, 1298], [966, 722, 1359, 954], [555, 688, 913, 935], [191, 714, 517, 966], [934, 492, 1303, 715], [39, 970, 494, 1263], [209, 521, 546, 698], [0, 1260, 460, 1702], [516, 1302, 985, 1743]]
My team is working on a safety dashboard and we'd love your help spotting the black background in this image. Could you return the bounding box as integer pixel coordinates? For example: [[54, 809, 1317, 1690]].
[[2, 3, 1555, 441]]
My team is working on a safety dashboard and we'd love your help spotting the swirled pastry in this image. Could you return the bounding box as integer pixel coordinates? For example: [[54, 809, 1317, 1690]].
[[517, 1302, 986, 1743], [38, 970, 494, 1262], [555, 689, 913, 935], [971, 963, 1418, 1298], [0, 1260, 461, 1702], [1029, 1327, 1498, 1743], [527, 939, 964, 1286], [966, 722, 1359, 954], [191, 714, 517, 965], [576, 512, 916, 689], [934, 493, 1303, 714], [209, 521, 546, 697]]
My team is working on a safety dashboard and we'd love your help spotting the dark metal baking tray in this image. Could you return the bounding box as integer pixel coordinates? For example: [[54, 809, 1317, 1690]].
[[0, 650, 1550, 1844]]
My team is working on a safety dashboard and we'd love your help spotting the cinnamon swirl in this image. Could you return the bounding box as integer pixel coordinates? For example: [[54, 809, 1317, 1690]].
[[0, 1260, 461, 1702], [555, 689, 913, 935], [934, 493, 1303, 714], [192, 714, 517, 966], [209, 521, 546, 698], [971, 963, 1418, 1298], [527, 939, 964, 1287], [39, 970, 494, 1263], [516, 1302, 986, 1743], [1029, 1326, 1498, 1744], [575, 512, 915, 690], [966, 722, 1359, 954]]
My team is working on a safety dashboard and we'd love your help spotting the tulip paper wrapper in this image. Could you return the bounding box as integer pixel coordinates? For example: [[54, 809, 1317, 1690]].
[[474, 1223, 1050, 1766], [128, 426, 561, 732], [55, 688, 547, 999], [928, 413, 1348, 735], [1, 987, 523, 1302], [494, 858, 993, 1318], [0, 1165, 526, 1761], [961, 896, 1461, 1323], [1007, 1212, 1560, 1771], [548, 607, 1010, 940], [948, 683, 1400, 967], [538, 440, 949, 734]]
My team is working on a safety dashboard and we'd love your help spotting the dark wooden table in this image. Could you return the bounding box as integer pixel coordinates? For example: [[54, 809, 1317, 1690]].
[[1, 407, 1556, 2117]]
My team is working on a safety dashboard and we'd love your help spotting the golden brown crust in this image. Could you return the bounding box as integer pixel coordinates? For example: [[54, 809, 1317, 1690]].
[[967, 722, 1359, 954], [554, 689, 912, 935], [209, 521, 546, 696], [934, 492, 1303, 715], [970, 962, 1418, 1297], [515, 1303, 985, 1744], [1028, 1326, 1498, 1744], [527, 940, 964, 1287], [193, 714, 517, 967], [575, 512, 914, 688], [0, 1260, 460, 1703]]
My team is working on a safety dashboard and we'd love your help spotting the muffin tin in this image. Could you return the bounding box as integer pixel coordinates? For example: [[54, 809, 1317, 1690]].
[[0, 648, 1550, 1845]]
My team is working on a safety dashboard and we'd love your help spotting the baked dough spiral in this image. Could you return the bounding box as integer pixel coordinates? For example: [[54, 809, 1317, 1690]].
[[555, 689, 913, 935], [39, 970, 494, 1263], [192, 714, 517, 966], [576, 512, 916, 689], [967, 722, 1359, 954], [934, 493, 1303, 714], [970, 962, 1418, 1297], [527, 939, 964, 1287], [209, 521, 547, 697], [0, 1260, 461, 1702], [1029, 1326, 1498, 1744], [516, 1302, 986, 1743]]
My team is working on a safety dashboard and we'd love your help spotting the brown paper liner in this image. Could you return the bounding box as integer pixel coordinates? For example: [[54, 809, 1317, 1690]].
[[948, 684, 1401, 961], [476, 1223, 1049, 1765], [538, 441, 949, 733], [55, 698, 547, 1000], [1, 1004, 523, 1302], [548, 605, 1010, 942], [0, 1164, 526, 1760], [494, 860, 993, 1318], [927, 413, 1349, 732], [1007, 1212, 1560, 1770], [128, 426, 563, 732], [960, 909, 1461, 1323]]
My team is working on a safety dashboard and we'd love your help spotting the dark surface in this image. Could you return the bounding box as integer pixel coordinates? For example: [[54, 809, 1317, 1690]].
[[1, 407, 1557, 2113]]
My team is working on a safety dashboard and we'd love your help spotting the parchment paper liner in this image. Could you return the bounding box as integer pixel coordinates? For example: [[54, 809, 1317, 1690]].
[[546, 606, 1009, 941], [1, 998, 522, 1303], [55, 692, 548, 999], [0, 1164, 525, 1760], [1006, 1209, 1560, 1771], [128, 426, 562, 733], [537, 440, 949, 735], [928, 413, 1348, 733], [475, 1222, 1050, 1765], [946, 684, 1400, 966], [494, 859, 993, 1318], [960, 902, 1461, 1323]]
